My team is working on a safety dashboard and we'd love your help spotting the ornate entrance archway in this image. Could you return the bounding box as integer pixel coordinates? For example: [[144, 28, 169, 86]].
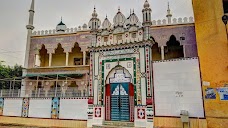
[[105, 67, 134, 122]]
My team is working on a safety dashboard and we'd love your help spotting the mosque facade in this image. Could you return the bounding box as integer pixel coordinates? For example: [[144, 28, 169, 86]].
[[0, 0, 210, 128]]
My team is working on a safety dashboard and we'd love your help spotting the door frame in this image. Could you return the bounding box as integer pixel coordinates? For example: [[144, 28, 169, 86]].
[[105, 83, 134, 122]]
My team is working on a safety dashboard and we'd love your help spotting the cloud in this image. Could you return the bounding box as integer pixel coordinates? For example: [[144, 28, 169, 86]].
[[0, 0, 193, 66]]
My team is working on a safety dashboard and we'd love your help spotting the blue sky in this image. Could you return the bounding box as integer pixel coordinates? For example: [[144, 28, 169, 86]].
[[0, 0, 194, 66]]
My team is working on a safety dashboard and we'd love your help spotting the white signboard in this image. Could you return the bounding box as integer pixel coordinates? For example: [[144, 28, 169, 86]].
[[3, 98, 23, 117], [59, 99, 88, 120], [28, 98, 52, 118], [153, 58, 204, 117]]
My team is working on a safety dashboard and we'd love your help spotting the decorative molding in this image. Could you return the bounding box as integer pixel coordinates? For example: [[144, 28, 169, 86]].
[[137, 108, 146, 119], [51, 97, 59, 119], [152, 57, 198, 63], [89, 41, 154, 52], [94, 107, 102, 118], [0, 98, 4, 115], [152, 17, 194, 26], [21, 98, 29, 117], [31, 25, 89, 36]]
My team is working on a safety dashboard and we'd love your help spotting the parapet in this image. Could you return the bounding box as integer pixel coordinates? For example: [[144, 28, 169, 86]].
[[152, 17, 194, 26], [31, 23, 89, 36]]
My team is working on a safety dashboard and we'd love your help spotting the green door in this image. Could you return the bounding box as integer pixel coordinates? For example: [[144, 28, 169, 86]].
[[111, 83, 130, 121]]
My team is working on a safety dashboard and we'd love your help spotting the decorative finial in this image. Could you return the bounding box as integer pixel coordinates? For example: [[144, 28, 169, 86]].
[[133, 9, 134, 14], [94, 5, 96, 10], [30, 0, 35, 12], [106, 14, 107, 18], [118, 6, 120, 12], [61, 16, 62, 22], [130, 9, 132, 14], [168, 2, 170, 10]]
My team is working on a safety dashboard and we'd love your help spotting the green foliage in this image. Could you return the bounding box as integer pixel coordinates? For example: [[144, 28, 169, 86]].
[[0, 62, 22, 89]]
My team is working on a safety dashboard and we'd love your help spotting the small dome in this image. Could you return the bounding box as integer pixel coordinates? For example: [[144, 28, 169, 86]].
[[92, 7, 98, 18], [56, 18, 67, 32], [102, 16, 112, 29], [129, 11, 139, 25], [113, 8, 126, 27], [144, 0, 150, 8], [83, 23, 88, 29]]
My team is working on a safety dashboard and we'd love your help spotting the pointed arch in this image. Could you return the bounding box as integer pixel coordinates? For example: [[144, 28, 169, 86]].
[[151, 36, 161, 61], [69, 42, 83, 66], [165, 35, 184, 59], [52, 43, 66, 66], [105, 65, 132, 84], [39, 44, 48, 67]]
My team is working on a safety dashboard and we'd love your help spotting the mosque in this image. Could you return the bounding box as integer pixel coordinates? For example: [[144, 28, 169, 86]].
[[0, 0, 209, 128]]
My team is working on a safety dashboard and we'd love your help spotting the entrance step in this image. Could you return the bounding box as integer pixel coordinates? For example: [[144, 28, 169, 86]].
[[103, 121, 134, 127], [92, 125, 135, 128], [92, 121, 135, 128]]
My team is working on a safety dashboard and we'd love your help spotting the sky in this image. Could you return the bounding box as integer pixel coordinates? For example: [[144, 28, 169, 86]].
[[0, 0, 194, 66]]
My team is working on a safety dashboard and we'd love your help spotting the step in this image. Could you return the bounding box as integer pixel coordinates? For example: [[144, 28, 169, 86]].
[[92, 125, 135, 128], [103, 121, 134, 127]]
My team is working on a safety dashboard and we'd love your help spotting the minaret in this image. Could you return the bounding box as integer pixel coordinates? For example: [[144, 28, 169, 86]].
[[142, 0, 152, 40], [88, 7, 101, 47], [166, 2, 172, 24], [24, 0, 35, 68]]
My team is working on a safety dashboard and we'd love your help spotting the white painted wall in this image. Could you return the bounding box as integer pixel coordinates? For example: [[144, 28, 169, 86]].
[[153, 58, 204, 117], [3, 98, 23, 117], [59, 99, 88, 120], [28, 98, 52, 118]]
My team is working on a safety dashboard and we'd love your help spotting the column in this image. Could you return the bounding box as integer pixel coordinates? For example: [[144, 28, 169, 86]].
[[161, 46, 165, 60], [35, 54, 41, 67], [49, 53, 52, 67], [83, 51, 86, 65], [183, 45, 186, 57], [66, 52, 69, 66]]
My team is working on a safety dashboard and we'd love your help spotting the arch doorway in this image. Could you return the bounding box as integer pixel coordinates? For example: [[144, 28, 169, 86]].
[[105, 66, 134, 122]]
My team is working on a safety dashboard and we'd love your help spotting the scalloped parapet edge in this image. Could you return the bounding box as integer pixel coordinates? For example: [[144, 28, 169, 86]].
[[31, 17, 195, 36], [31, 23, 89, 36], [152, 17, 194, 26]]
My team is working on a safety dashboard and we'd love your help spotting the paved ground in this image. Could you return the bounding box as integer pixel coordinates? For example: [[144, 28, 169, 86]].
[[0, 124, 50, 128]]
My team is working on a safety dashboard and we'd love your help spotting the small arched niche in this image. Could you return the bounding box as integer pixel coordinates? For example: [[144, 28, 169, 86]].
[[165, 35, 184, 59], [69, 42, 83, 66], [52, 43, 66, 66], [39, 44, 48, 67], [151, 37, 161, 61]]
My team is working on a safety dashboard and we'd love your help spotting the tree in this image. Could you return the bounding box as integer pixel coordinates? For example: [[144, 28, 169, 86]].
[[0, 62, 22, 89]]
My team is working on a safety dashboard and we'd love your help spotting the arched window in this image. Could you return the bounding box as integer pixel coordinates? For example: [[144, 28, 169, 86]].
[[39, 45, 48, 67], [146, 13, 148, 21], [151, 37, 161, 61], [165, 35, 184, 59]]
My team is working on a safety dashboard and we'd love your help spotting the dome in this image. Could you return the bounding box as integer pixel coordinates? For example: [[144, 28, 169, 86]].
[[102, 16, 112, 29], [129, 11, 139, 25], [82, 23, 88, 29], [144, 0, 150, 8], [88, 7, 101, 30], [56, 18, 67, 32], [113, 8, 126, 27]]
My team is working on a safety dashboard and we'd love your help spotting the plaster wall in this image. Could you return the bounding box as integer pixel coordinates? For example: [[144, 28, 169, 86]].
[[3, 98, 23, 117], [68, 50, 83, 66], [192, 0, 228, 118], [59, 98, 88, 120], [28, 98, 52, 118], [52, 53, 66, 66], [153, 58, 204, 117]]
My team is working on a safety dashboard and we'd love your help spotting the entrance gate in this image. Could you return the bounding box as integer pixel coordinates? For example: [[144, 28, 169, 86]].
[[110, 83, 129, 121]]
